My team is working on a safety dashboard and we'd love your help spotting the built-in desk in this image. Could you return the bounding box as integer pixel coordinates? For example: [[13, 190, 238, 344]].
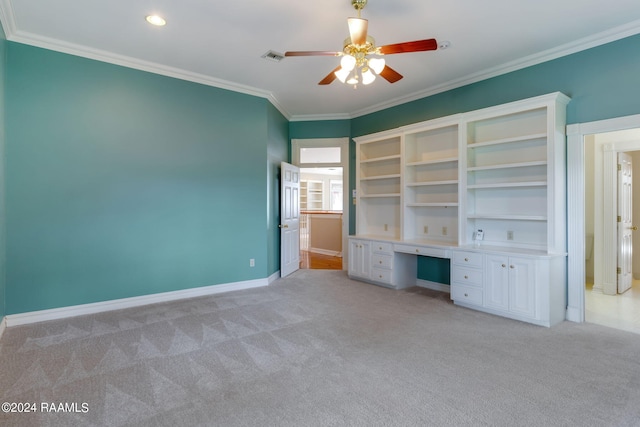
[[348, 236, 566, 327]]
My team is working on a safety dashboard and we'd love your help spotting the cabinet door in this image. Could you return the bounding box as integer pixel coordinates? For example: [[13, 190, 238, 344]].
[[508, 257, 536, 318], [484, 255, 509, 311], [348, 240, 371, 279]]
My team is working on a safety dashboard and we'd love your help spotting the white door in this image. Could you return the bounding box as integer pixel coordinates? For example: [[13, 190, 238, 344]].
[[280, 162, 300, 277], [617, 152, 633, 293]]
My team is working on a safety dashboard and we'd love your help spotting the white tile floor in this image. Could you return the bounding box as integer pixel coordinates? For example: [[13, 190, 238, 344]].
[[585, 279, 640, 335]]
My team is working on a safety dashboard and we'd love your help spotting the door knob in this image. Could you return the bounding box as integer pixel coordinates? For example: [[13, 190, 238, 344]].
[[279, 224, 289, 228], [630, 226, 638, 231]]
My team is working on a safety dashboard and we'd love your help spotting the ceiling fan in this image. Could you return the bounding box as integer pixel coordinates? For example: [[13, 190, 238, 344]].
[[284, 0, 438, 87]]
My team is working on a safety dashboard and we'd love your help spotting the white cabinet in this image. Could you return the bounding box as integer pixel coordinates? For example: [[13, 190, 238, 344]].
[[348, 237, 416, 289], [484, 255, 536, 319], [348, 239, 371, 280], [450, 250, 483, 307]]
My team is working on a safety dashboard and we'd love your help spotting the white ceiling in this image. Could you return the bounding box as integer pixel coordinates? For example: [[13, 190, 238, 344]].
[[1, 0, 640, 120]]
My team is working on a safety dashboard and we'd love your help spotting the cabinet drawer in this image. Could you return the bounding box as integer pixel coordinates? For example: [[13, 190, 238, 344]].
[[452, 251, 483, 268], [371, 254, 393, 269], [371, 241, 394, 254], [394, 244, 449, 258], [371, 267, 392, 284], [452, 267, 483, 286], [451, 284, 483, 306]]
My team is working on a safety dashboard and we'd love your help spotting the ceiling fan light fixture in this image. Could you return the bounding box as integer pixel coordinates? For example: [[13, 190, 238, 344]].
[[340, 55, 357, 72], [361, 68, 376, 85], [368, 57, 385, 74], [335, 67, 351, 83]]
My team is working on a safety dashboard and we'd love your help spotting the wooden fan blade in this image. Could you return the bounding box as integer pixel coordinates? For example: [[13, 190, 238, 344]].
[[284, 51, 341, 57], [378, 38, 438, 55], [318, 66, 343, 85], [379, 65, 403, 83], [347, 17, 368, 45]]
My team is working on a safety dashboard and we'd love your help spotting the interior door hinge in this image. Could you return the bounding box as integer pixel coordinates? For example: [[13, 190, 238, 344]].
[[618, 215, 622, 223], [617, 267, 622, 274], [618, 163, 622, 171]]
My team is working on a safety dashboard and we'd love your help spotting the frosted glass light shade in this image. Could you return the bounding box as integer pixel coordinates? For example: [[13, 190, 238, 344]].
[[362, 68, 376, 85], [340, 55, 356, 72], [368, 58, 385, 74], [335, 67, 350, 83]]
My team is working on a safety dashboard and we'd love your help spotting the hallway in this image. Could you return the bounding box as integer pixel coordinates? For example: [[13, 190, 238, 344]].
[[585, 279, 640, 334]]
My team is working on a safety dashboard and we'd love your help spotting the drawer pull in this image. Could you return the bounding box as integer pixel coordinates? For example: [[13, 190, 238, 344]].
[[464, 275, 468, 279], [379, 275, 383, 278], [464, 257, 469, 262], [510, 265, 515, 269], [416, 249, 420, 253], [464, 293, 469, 297], [379, 261, 383, 264], [502, 264, 506, 268], [379, 246, 383, 250]]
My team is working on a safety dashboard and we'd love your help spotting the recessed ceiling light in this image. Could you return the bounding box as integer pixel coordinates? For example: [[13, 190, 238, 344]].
[[145, 15, 166, 26]]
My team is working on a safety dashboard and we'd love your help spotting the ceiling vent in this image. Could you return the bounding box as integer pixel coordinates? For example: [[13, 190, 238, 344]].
[[261, 50, 285, 62]]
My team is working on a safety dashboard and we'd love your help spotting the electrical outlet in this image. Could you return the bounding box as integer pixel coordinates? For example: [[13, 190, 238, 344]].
[[507, 230, 514, 241], [424, 225, 429, 234], [249, 259, 255, 267], [442, 226, 447, 236]]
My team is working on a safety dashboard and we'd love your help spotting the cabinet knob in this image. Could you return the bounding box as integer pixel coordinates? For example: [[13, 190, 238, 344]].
[[416, 249, 420, 253], [502, 264, 506, 268], [379, 275, 383, 278], [464, 293, 469, 297], [510, 265, 515, 269], [464, 258, 469, 262], [379, 246, 383, 250], [464, 275, 468, 279], [379, 261, 382, 264]]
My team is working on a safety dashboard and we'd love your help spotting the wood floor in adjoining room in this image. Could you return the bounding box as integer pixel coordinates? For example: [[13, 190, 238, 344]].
[[300, 250, 342, 270]]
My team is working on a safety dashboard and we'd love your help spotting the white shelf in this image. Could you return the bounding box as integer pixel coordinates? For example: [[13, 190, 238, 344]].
[[407, 203, 459, 207], [361, 194, 401, 198], [406, 157, 458, 167], [467, 132, 547, 149], [360, 174, 401, 181], [467, 181, 546, 189], [467, 160, 547, 172], [361, 154, 401, 164], [467, 214, 547, 221], [407, 180, 458, 187]]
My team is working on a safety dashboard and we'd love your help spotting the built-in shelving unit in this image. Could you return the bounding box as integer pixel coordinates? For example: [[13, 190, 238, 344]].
[[301, 180, 323, 210], [355, 132, 402, 239], [349, 93, 570, 327]]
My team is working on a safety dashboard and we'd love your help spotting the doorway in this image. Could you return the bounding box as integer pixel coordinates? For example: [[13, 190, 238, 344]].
[[583, 131, 640, 334], [292, 138, 349, 271], [567, 115, 640, 334]]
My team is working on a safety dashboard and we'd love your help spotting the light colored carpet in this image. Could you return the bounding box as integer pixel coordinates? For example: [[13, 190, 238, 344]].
[[1, 269, 640, 426]]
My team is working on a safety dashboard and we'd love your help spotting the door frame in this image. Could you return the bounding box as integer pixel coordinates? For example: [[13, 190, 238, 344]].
[[291, 138, 349, 270], [567, 113, 640, 322]]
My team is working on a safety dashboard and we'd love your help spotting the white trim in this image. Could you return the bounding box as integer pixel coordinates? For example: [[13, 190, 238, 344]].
[[5, 278, 268, 327], [566, 114, 640, 323], [269, 271, 281, 283], [0, 317, 6, 341], [416, 279, 451, 293]]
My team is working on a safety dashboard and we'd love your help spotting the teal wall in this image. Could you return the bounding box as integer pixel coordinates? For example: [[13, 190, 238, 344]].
[[5, 43, 276, 314], [267, 104, 290, 276], [0, 21, 6, 321]]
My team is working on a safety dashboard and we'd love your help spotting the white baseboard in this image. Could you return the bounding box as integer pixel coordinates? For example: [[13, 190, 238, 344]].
[[0, 317, 6, 341], [5, 278, 269, 327], [416, 279, 450, 293], [268, 271, 280, 284], [309, 248, 342, 257]]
